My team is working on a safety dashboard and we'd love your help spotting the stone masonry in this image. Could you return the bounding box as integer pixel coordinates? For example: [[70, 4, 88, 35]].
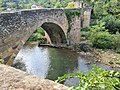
[[0, 8, 91, 64]]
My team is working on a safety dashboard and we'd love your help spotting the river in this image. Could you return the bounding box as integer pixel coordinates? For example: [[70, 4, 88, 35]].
[[12, 42, 118, 86]]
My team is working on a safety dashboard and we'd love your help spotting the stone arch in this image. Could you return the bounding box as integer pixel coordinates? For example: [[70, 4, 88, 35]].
[[40, 22, 67, 44]]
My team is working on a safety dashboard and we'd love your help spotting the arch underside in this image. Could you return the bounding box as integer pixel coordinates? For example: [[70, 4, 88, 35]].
[[41, 22, 67, 45]]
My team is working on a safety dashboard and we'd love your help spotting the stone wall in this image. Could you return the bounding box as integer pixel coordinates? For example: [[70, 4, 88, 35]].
[[69, 15, 81, 45], [82, 8, 91, 28]]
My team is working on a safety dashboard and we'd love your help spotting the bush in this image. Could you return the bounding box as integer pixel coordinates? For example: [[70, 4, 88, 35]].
[[24, 3, 32, 9], [65, 1, 77, 8], [90, 31, 114, 49], [56, 66, 120, 90], [102, 15, 120, 34], [36, 27, 45, 36], [81, 27, 90, 32], [0, 8, 4, 12], [28, 27, 45, 42], [88, 22, 114, 49], [53, 2, 63, 8], [113, 33, 120, 53]]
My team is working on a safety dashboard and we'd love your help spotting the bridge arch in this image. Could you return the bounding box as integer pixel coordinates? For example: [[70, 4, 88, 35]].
[[41, 22, 67, 44]]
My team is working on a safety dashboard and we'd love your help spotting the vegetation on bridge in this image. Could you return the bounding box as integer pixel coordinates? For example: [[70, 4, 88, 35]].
[[65, 9, 81, 39]]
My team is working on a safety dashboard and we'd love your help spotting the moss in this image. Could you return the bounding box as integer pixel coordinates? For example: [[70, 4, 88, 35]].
[[65, 9, 81, 44], [65, 9, 81, 19], [65, 9, 81, 25], [0, 58, 4, 64]]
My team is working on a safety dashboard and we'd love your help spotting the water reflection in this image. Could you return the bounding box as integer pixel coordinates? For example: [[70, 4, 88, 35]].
[[46, 48, 78, 80], [14, 45, 50, 78], [13, 43, 118, 81]]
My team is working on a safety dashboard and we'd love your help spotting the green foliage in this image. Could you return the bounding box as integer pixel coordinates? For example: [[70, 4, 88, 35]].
[[66, 1, 77, 8], [56, 66, 120, 90], [113, 33, 120, 53], [0, 0, 70, 11], [23, 3, 32, 9], [36, 27, 45, 36], [28, 27, 45, 42], [32, 0, 69, 8], [53, 2, 63, 8], [83, 20, 120, 51], [88, 22, 114, 49], [81, 27, 90, 40], [65, 9, 81, 37], [102, 15, 120, 34], [0, 58, 3, 64], [0, 7, 3, 11], [90, 31, 114, 49], [65, 9, 81, 25], [87, 0, 119, 19], [85, 0, 120, 51], [65, 9, 81, 18]]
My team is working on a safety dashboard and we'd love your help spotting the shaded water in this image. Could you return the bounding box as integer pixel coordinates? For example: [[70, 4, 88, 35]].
[[13, 43, 117, 86]]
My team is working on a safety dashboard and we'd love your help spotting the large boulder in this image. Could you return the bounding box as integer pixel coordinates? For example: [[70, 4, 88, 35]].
[[0, 64, 68, 90]]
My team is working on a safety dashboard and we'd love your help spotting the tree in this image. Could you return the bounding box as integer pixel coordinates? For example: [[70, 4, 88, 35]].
[[66, 1, 77, 8]]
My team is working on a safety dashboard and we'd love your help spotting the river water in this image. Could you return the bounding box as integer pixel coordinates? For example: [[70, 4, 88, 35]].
[[12, 43, 118, 86]]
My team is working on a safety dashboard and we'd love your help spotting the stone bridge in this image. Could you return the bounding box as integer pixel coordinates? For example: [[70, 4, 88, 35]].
[[0, 8, 91, 64]]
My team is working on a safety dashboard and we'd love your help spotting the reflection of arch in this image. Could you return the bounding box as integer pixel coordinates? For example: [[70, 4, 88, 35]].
[[41, 22, 67, 44]]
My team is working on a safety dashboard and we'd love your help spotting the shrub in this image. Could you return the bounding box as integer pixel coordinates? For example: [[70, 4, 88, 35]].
[[24, 3, 32, 9], [53, 2, 63, 8], [81, 27, 90, 32], [102, 15, 120, 34], [0, 8, 4, 12], [56, 66, 120, 90], [36, 27, 45, 36], [113, 33, 120, 53], [28, 27, 45, 42], [81, 27, 91, 40], [88, 22, 114, 49], [66, 1, 77, 8], [90, 31, 114, 49]]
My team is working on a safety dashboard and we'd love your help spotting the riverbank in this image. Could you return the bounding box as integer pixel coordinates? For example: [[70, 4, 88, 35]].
[[93, 49, 120, 68], [75, 45, 120, 70]]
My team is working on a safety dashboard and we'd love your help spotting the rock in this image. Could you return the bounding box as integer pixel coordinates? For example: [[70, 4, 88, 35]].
[[85, 62, 91, 65], [112, 56, 116, 59], [86, 52, 92, 56], [0, 64, 68, 90]]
